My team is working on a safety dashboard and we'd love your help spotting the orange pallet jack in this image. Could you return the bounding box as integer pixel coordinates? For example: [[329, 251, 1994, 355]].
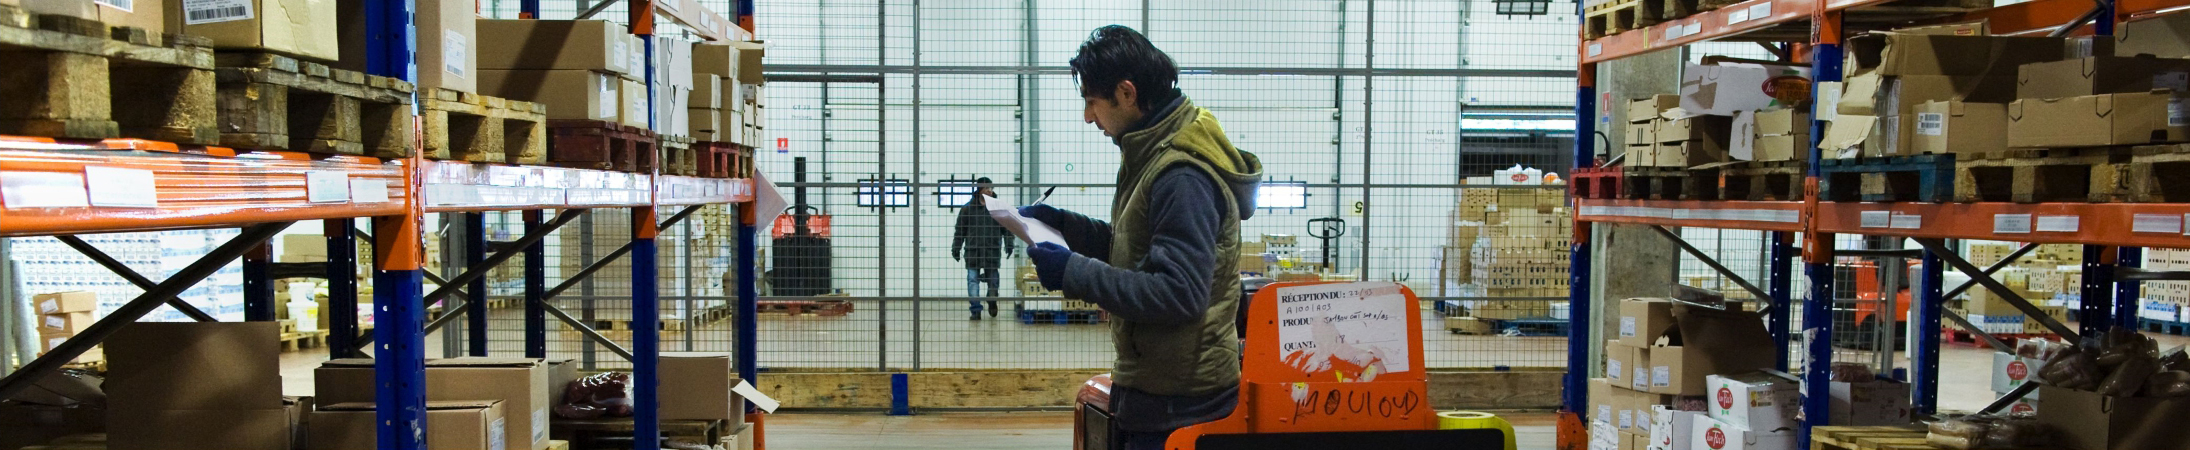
[[1074, 281, 1512, 449]]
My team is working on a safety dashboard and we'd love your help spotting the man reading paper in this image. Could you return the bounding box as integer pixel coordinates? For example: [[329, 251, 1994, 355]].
[[1017, 25, 1263, 450]]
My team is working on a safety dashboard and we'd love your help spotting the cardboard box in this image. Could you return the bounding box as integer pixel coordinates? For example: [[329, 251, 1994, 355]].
[[694, 43, 743, 80], [1754, 108, 1809, 137], [1656, 141, 1727, 168], [1689, 415, 1796, 450], [727, 41, 766, 85], [173, 0, 339, 61], [311, 400, 507, 450], [339, 0, 471, 92], [105, 322, 281, 411], [661, 352, 745, 421], [2119, 12, 2190, 59], [623, 77, 649, 128], [1616, 299, 1675, 348], [108, 407, 290, 449], [1655, 116, 1732, 144], [690, 108, 723, 140], [1681, 63, 1812, 117], [1604, 384, 1668, 432], [478, 70, 621, 122], [1590, 378, 1617, 426], [1621, 430, 1646, 450], [1626, 121, 1654, 144], [1606, 341, 1645, 389], [1843, 33, 2064, 78], [33, 291, 96, 315], [692, 75, 725, 110], [475, 20, 630, 75], [2067, 35, 2117, 59], [2017, 56, 2190, 100], [1828, 380, 1912, 426], [1705, 372, 1800, 434], [96, 0, 165, 35], [1629, 95, 1679, 122], [1753, 135, 1807, 162], [1991, 351, 2046, 397], [2037, 385, 2190, 450], [38, 312, 93, 334], [23, 0, 96, 19], [2008, 91, 2188, 148], [284, 396, 311, 449], [1911, 100, 2007, 154], [1894, 20, 1986, 36], [280, 234, 327, 263], [1625, 144, 1656, 167], [0, 402, 104, 450], [1648, 406, 1702, 450], [317, 358, 550, 449]]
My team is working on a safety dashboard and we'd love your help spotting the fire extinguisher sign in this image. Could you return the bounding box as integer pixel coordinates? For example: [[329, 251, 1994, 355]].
[[777, 137, 789, 154]]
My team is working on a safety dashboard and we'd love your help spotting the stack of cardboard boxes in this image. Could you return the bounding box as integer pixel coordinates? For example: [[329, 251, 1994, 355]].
[[1750, 108, 1810, 162], [31, 291, 100, 365], [476, 20, 640, 124], [340, 0, 475, 94], [176, 0, 341, 61], [1594, 298, 1769, 449], [691, 41, 766, 145], [104, 322, 301, 449], [1463, 203, 1571, 320], [2145, 248, 2190, 323], [1957, 243, 2078, 334], [1823, 30, 2064, 157], [1625, 96, 1735, 168], [316, 357, 560, 449]]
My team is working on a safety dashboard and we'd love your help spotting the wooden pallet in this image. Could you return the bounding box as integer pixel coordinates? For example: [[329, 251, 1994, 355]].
[[757, 299, 854, 316], [1719, 160, 1806, 201], [2123, 144, 2190, 202], [1584, 0, 1663, 39], [660, 134, 696, 175], [281, 329, 328, 352], [0, 5, 218, 143], [695, 141, 739, 178], [213, 52, 414, 157], [422, 88, 547, 164], [547, 119, 656, 172], [1818, 154, 1955, 202], [1954, 148, 2129, 203], [1622, 167, 1690, 200], [1809, 425, 1939, 450], [2143, 318, 2190, 336], [1571, 167, 1625, 200], [551, 417, 726, 449]]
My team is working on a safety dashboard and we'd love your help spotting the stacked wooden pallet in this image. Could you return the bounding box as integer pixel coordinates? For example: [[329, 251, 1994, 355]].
[[0, 5, 217, 144]]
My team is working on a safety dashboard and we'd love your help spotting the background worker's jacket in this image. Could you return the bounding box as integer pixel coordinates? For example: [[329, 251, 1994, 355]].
[[1045, 94, 1264, 430], [952, 198, 1015, 269]]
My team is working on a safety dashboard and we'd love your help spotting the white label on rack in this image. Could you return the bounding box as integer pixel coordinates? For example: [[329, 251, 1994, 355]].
[[304, 171, 349, 203], [1683, 22, 1702, 36], [444, 29, 468, 77], [84, 167, 156, 208], [1728, 8, 1751, 24], [351, 179, 390, 203], [1994, 214, 2033, 234], [0, 171, 90, 208], [1589, 43, 1603, 57], [181, 0, 253, 25], [2134, 213, 2182, 234], [2036, 215, 2080, 232], [1891, 213, 1922, 229], [1860, 210, 1891, 228], [1749, 2, 1772, 17], [1916, 113, 1945, 136]]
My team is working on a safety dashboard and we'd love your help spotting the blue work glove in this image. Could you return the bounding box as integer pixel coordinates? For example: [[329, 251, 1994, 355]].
[[1027, 242, 1072, 291], [1019, 204, 1064, 225]]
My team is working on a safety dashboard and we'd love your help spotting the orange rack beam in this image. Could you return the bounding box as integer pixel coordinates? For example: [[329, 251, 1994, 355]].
[[418, 160, 754, 213], [1583, 0, 1820, 64], [1575, 199, 1809, 232], [0, 141, 407, 237]]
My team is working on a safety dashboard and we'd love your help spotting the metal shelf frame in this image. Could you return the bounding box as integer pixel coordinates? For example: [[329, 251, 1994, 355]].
[[1564, 0, 2186, 445], [0, 1, 763, 449]]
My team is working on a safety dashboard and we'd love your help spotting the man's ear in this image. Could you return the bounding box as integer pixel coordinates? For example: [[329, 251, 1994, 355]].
[[1115, 80, 1138, 106]]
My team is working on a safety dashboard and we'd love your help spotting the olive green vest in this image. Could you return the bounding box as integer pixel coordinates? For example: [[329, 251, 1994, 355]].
[[1107, 100, 1250, 396]]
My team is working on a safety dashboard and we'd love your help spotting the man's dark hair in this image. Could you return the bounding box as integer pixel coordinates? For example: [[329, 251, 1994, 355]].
[[975, 177, 993, 185], [1069, 25, 1179, 114]]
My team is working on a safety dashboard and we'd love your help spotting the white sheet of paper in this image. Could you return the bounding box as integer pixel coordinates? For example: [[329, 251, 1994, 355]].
[[732, 380, 781, 413], [983, 195, 1070, 249]]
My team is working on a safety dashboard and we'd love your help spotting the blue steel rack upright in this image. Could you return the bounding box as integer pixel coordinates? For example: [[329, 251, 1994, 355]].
[[1562, 0, 2190, 446]]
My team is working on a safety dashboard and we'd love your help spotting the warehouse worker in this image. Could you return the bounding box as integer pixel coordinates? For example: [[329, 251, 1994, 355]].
[[952, 177, 1014, 320], [1020, 25, 1264, 450]]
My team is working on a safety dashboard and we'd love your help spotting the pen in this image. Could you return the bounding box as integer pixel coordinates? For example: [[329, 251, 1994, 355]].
[[1036, 186, 1057, 204]]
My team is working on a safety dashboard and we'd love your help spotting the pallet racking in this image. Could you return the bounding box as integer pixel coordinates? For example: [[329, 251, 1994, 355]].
[[0, 1, 765, 449], [1565, 0, 2190, 446]]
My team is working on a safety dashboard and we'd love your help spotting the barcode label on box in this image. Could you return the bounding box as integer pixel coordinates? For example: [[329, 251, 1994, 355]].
[[1860, 211, 1890, 228], [1619, 410, 1633, 428], [1608, 360, 1623, 378], [598, 74, 618, 119], [1994, 214, 2032, 234], [2036, 215, 2080, 232], [1916, 113, 1944, 136], [1619, 317, 1636, 337], [95, 0, 132, 12], [1633, 367, 1649, 389], [2173, 99, 2188, 127], [444, 30, 467, 77], [182, 0, 253, 25], [1652, 366, 1671, 386], [2134, 214, 2182, 234]]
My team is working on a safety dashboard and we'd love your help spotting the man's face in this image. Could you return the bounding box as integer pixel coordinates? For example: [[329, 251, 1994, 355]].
[[1082, 81, 1143, 138], [977, 185, 995, 197]]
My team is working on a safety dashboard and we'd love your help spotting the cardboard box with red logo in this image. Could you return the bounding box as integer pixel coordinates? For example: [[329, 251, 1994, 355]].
[[1648, 405, 1704, 450], [1705, 371, 1800, 434], [1991, 351, 2046, 399], [1689, 414, 1796, 450]]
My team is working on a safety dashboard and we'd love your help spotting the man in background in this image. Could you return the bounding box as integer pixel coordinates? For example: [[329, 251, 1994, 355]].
[[1020, 25, 1263, 449], [952, 177, 1014, 320]]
